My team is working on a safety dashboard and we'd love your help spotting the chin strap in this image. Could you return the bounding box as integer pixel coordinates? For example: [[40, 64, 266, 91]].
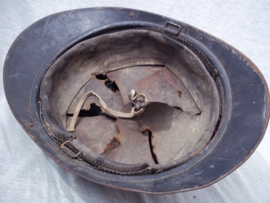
[[67, 90, 147, 132]]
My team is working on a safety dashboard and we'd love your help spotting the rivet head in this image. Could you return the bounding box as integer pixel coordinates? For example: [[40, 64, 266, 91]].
[[129, 12, 134, 17]]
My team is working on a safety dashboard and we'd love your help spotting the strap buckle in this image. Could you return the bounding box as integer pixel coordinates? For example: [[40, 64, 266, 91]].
[[60, 140, 82, 158]]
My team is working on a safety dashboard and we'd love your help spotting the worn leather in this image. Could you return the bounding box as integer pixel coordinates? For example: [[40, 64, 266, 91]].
[[40, 29, 220, 173]]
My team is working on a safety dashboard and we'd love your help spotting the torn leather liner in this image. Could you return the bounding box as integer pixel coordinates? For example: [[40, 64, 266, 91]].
[[40, 29, 220, 174], [4, 7, 269, 194]]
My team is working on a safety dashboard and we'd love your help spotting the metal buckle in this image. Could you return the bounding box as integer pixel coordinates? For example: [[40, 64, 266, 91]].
[[61, 140, 82, 158], [165, 21, 181, 35]]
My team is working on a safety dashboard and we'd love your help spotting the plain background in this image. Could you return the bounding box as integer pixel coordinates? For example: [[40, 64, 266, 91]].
[[1, 0, 270, 202]]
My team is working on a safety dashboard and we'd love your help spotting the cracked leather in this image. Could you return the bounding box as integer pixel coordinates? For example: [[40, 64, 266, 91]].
[[40, 29, 220, 173]]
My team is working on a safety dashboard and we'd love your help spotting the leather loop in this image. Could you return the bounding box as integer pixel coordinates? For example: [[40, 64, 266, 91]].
[[60, 140, 82, 158], [67, 90, 147, 132]]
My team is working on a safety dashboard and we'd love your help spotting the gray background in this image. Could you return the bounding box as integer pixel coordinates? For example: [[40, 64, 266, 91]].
[[1, 0, 270, 202]]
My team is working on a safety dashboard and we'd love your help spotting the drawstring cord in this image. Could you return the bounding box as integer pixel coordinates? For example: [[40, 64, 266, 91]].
[[67, 90, 147, 132]]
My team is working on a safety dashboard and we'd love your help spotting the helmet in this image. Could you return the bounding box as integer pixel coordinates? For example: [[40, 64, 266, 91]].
[[3, 7, 270, 194]]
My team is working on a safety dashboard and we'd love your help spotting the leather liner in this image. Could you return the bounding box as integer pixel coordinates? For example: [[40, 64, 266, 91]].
[[39, 29, 220, 174]]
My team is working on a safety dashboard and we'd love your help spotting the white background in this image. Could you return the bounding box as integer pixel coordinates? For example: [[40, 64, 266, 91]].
[[0, 0, 270, 202]]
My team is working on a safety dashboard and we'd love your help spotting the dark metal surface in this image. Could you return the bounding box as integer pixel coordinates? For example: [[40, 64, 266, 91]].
[[3, 7, 270, 194]]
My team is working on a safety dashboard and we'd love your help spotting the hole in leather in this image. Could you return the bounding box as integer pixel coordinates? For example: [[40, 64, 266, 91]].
[[105, 79, 119, 92], [95, 73, 107, 80], [95, 73, 119, 92], [67, 103, 103, 117], [147, 129, 159, 164]]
